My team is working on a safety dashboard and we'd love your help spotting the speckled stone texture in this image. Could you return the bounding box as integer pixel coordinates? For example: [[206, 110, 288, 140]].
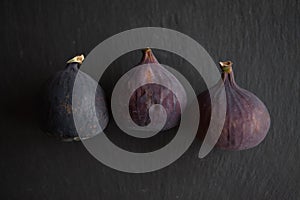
[[1, 0, 299, 199]]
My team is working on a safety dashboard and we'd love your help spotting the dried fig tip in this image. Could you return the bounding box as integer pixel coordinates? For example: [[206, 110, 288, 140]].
[[67, 54, 85, 64], [141, 48, 158, 64], [219, 61, 233, 73]]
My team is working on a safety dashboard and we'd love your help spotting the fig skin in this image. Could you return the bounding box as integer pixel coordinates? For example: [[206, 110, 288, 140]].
[[128, 48, 186, 131], [40, 55, 109, 141], [198, 61, 270, 150]]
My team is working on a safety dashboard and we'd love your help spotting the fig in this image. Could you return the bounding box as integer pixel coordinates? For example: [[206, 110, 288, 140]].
[[40, 55, 109, 141], [127, 48, 187, 131], [198, 61, 270, 150]]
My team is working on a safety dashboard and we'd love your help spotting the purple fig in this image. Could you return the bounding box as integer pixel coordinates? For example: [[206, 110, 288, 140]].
[[198, 61, 270, 150], [127, 48, 187, 131]]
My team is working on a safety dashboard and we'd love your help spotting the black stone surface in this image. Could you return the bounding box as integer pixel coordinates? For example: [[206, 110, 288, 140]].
[[1, 0, 299, 199]]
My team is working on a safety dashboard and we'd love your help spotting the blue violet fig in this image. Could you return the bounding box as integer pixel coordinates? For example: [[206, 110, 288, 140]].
[[40, 55, 109, 141]]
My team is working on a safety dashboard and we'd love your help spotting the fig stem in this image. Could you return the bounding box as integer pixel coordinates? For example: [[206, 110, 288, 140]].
[[219, 61, 233, 73], [142, 48, 158, 63], [67, 55, 85, 64], [144, 47, 152, 56]]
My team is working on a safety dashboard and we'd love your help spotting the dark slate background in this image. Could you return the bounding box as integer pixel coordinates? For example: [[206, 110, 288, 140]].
[[1, 0, 299, 199]]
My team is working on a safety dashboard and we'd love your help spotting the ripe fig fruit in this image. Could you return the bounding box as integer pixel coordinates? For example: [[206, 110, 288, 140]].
[[198, 61, 270, 150], [127, 48, 187, 131], [39, 55, 109, 141]]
